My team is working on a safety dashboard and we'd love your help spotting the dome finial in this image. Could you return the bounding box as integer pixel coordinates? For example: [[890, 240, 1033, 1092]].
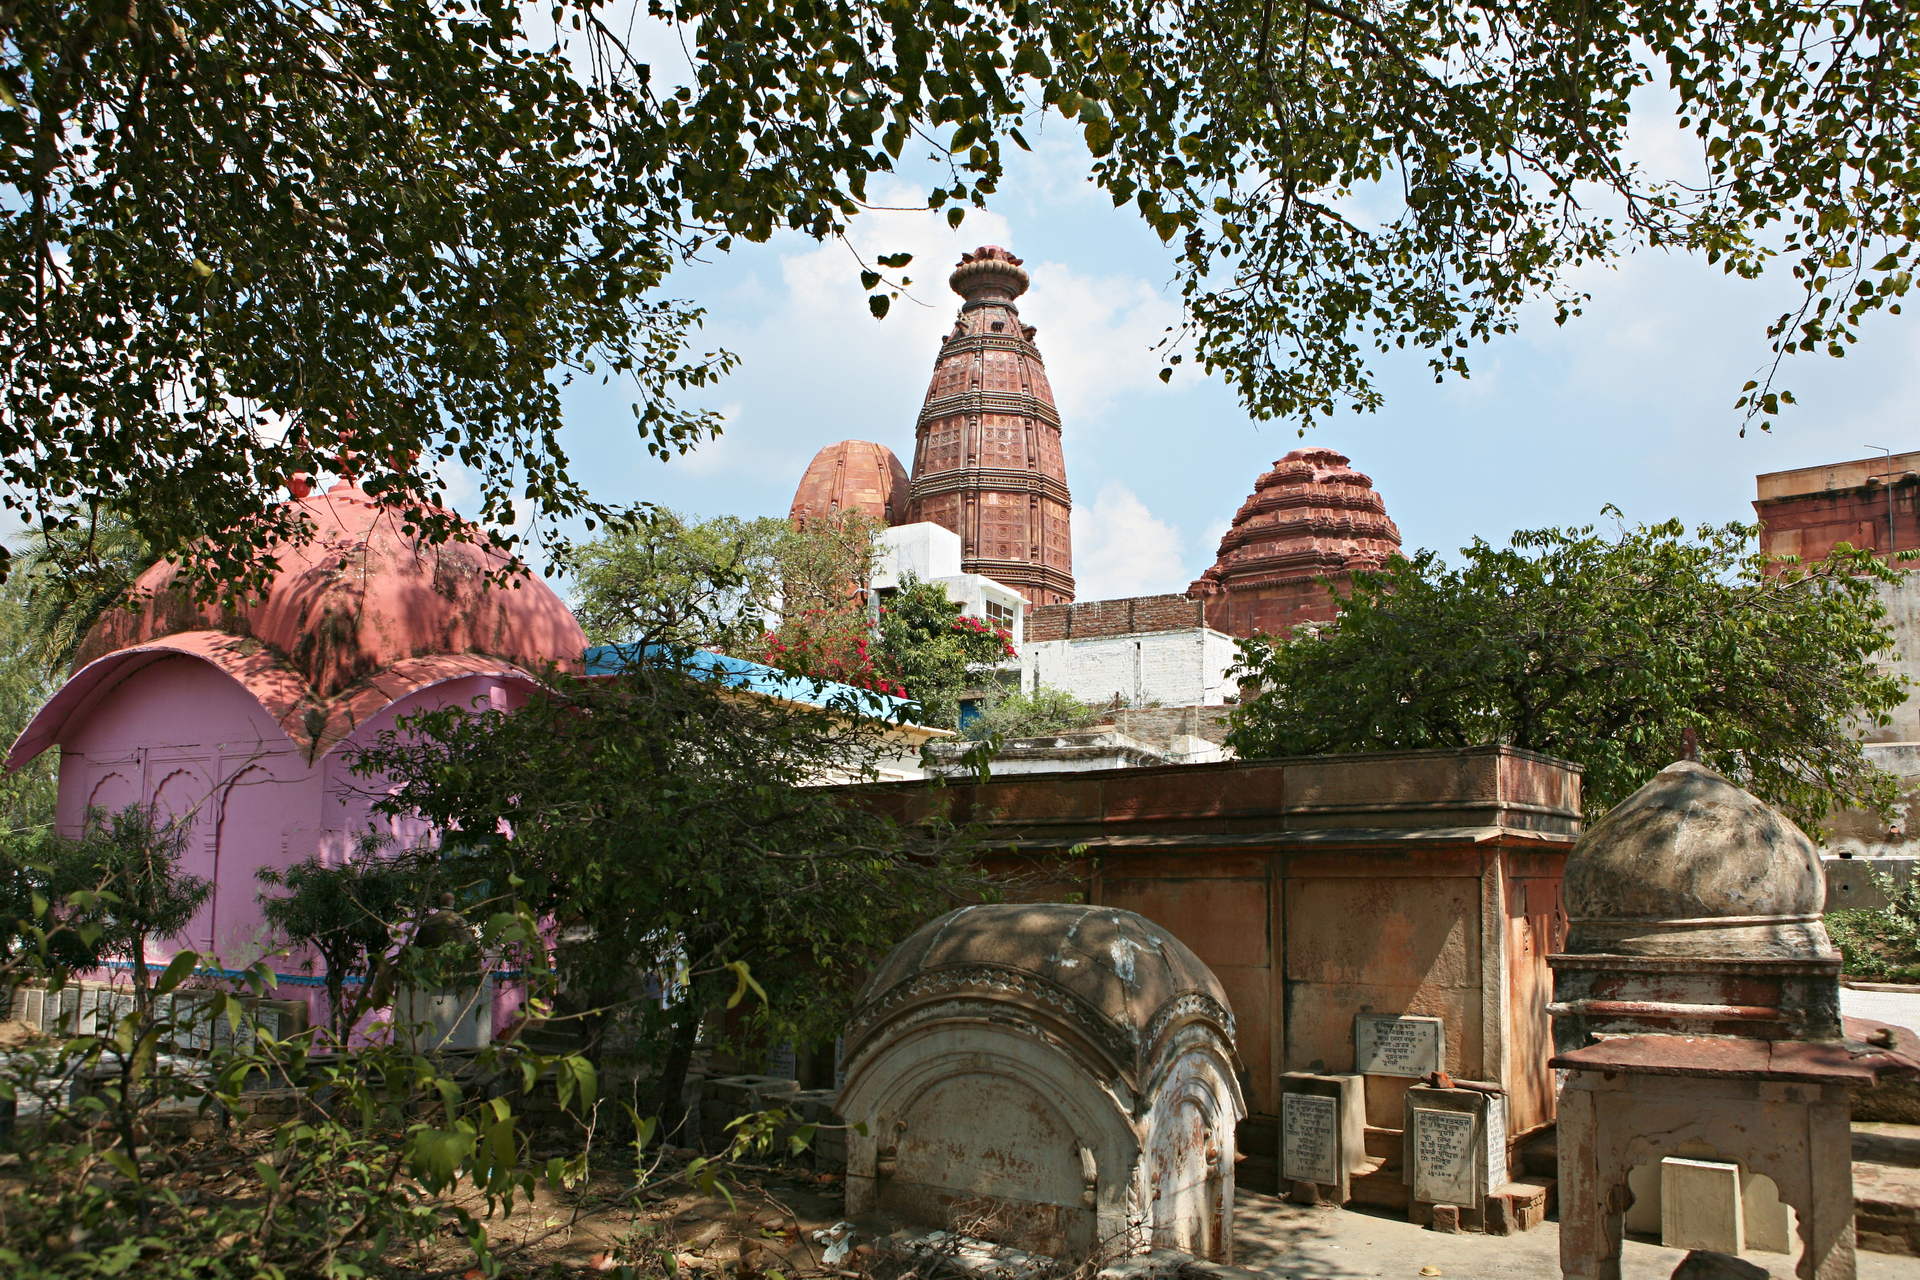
[[949, 245, 1029, 302]]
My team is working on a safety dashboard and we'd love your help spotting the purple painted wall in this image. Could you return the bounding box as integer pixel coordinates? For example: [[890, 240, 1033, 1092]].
[[49, 655, 536, 1030]]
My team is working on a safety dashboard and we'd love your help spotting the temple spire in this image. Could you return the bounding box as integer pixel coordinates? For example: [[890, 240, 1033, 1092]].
[[905, 246, 1075, 605]]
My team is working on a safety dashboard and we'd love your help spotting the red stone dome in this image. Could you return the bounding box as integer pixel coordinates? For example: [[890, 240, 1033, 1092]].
[[49, 481, 587, 759], [1186, 447, 1401, 636], [790, 440, 910, 525]]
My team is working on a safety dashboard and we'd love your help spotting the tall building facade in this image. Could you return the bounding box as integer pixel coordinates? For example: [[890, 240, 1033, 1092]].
[[905, 247, 1075, 605]]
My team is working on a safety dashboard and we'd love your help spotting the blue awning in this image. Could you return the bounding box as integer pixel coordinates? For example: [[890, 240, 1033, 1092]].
[[583, 643, 920, 723]]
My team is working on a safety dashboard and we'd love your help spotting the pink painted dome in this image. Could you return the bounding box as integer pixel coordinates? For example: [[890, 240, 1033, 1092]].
[[20, 482, 586, 763]]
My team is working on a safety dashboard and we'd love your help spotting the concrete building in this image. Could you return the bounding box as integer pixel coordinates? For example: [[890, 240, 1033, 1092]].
[[1755, 451, 1920, 868], [1021, 595, 1239, 709], [872, 521, 1026, 647]]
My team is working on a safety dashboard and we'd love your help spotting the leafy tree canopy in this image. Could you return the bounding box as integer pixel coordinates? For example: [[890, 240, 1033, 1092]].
[[351, 657, 987, 1119], [7, 0, 1916, 587], [1225, 514, 1908, 831], [566, 507, 877, 652]]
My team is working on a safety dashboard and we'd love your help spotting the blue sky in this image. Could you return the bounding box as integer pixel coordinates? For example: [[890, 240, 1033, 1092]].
[[528, 115, 1919, 603]]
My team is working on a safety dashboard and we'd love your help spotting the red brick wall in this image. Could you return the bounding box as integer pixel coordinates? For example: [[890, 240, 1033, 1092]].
[[1755, 477, 1920, 565], [1026, 594, 1206, 642]]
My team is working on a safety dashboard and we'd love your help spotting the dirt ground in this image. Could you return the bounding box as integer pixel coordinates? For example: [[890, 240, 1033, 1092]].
[[469, 1156, 1920, 1280], [466, 1152, 856, 1278]]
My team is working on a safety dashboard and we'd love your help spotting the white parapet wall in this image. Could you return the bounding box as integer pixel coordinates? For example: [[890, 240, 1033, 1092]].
[[1020, 627, 1239, 709]]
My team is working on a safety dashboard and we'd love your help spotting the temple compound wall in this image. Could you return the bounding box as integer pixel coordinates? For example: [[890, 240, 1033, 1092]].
[[850, 744, 1579, 1208]]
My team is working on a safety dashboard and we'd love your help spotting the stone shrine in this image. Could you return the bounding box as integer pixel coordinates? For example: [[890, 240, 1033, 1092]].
[[837, 903, 1244, 1263], [1551, 760, 1920, 1280]]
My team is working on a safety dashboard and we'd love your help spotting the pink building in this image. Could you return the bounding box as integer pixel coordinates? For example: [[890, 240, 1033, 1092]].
[[8, 481, 586, 1026]]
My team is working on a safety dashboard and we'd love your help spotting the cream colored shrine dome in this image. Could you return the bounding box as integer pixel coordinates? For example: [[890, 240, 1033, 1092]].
[[1562, 760, 1832, 960], [853, 903, 1233, 1049]]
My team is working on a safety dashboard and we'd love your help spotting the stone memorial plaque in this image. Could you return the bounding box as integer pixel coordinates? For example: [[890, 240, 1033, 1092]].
[[1411, 1107, 1478, 1206], [1484, 1094, 1507, 1189], [1355, 1014, 1444, 1077], [1282, 1091, 1340, 1186]]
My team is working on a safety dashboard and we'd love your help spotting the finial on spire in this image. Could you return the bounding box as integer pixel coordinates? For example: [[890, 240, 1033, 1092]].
[[949, 245, 1030, 301], [1680, 727, 1700, 762]]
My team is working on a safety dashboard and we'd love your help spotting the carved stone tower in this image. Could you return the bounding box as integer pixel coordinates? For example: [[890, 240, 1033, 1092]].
[[906, 246, 1075, 605]]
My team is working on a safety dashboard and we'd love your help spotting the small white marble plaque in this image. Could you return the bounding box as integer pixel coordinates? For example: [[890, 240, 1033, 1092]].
[[1411, 1107, 1477, 1206], [1484, 1094, 1507, 1188], [1355, 1014, 1444, 1077], [1282, 1091, 1340, 1186]]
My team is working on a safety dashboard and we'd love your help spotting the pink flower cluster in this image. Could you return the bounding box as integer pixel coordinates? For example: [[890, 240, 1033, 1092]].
[[950, 614, 1018, 658]]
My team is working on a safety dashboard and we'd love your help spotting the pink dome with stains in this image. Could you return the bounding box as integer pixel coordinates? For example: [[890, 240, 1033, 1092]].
[[20, 482, 585, 764]]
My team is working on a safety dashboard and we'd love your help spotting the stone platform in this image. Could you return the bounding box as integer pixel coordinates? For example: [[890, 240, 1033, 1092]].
[[1232, 1198, 1920, 1279]]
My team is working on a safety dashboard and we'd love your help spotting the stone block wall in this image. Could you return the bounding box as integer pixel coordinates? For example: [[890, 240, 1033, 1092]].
[[1111, 706, 1234, 749]]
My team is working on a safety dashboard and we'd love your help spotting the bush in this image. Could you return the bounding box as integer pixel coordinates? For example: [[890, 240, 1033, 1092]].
[[1826, 866, 1920, 981], [960, 686, 1101, 742]]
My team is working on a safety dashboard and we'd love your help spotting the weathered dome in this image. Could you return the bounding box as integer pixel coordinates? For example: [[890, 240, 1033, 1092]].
[[1562, 760, 1833, 960], [847, 903, 1234, 1081], [1186, 447, 1400, 637], [48, 481, 586, 758], [789, 440, 910, 525]]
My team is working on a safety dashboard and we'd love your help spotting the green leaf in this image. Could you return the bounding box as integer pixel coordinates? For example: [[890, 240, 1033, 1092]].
[[153, 949, 199, 996], [868, 294, 891, 320]]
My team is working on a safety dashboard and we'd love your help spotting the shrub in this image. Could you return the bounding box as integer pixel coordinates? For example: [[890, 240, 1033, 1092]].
[[1828, 866, 1920, 982], [961, 686, 1101, 743]]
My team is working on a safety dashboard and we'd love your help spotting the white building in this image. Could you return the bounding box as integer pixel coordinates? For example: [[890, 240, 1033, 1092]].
[[874, 522, 1027, 646], [1018, 595, 1240, 710]]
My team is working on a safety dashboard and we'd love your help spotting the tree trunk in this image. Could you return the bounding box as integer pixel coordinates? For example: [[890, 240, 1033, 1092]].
[[129, 931, 151, 1019], [650, 997, 702, 1141]]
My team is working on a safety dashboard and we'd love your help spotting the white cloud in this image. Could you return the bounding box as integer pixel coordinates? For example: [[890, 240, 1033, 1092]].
[[777, 188, 1018, 364], [670, 403, 792, 480], [1023, 263, 1192, 430], [1071, 483, 1191, 600], [770, 188, 1191, 439]]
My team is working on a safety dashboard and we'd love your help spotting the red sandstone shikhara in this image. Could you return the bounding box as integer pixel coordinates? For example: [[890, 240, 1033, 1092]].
[[789, 250, 1407, 636], [1187, 447, 1402, 635], [907, 247, 1075, 605], [791, 245, 1075, 608]]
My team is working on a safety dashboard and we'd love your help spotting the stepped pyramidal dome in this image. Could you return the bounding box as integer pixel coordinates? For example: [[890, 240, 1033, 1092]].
[[904, 246, 1075, 605], [1187, 447, 1401, 636]]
